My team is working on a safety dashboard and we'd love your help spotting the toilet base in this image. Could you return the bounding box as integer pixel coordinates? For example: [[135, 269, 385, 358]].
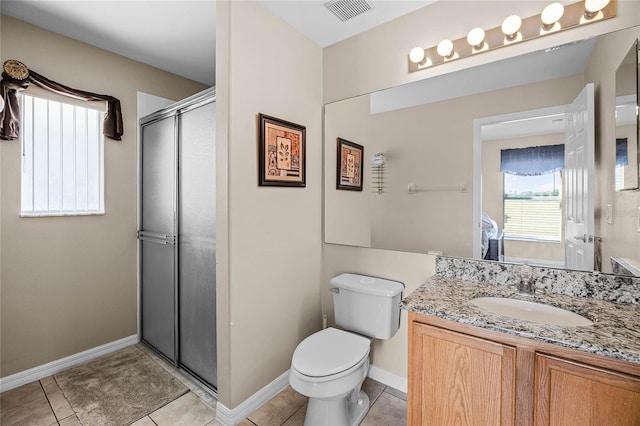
[[304, 389, 370, 426]]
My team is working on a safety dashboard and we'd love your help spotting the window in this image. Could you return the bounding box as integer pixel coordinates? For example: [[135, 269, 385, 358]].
[[615, 138, 628, 191], [503, 171, 562, 241], [21, 94, 105, 216], [615, 164, 625, 191]]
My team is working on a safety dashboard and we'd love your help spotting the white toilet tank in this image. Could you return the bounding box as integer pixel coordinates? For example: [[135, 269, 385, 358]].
[[331, 273, 405, 339]]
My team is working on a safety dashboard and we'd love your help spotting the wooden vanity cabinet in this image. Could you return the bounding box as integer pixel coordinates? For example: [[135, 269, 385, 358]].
[[408, 311, 640, 426], [535, 354, 640, 426], [409, 321, 516, 426]]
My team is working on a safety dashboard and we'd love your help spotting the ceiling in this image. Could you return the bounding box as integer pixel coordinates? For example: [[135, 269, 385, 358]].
[[0, 0, 436, 87]]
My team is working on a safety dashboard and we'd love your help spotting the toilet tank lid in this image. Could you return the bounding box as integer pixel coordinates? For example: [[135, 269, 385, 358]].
[[330, 273, 404, 297]]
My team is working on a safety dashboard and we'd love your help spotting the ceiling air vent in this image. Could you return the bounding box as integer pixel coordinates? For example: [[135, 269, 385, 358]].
[[324, 0, 374, 22]]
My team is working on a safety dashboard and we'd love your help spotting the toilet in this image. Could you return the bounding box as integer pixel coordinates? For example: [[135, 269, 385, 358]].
[[289, 273, 404, 426]]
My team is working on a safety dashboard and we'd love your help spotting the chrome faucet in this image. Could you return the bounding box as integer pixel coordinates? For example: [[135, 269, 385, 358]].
[[517, 263, 534, 294]]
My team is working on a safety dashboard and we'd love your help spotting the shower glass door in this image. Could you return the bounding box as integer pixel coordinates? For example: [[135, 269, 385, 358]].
[[140, 115, 177, 362], [178, 100, 217, 388]]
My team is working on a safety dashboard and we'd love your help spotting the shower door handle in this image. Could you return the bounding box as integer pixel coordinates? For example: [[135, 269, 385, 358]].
[[138, 231, 176, 245]]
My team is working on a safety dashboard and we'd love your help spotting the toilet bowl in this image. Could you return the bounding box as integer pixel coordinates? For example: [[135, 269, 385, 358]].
[[289, 273, 405, 426], [289, 327, 371, 426]]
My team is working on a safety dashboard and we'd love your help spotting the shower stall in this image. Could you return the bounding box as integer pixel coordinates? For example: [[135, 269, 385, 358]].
[[138, 87, 217, 390]]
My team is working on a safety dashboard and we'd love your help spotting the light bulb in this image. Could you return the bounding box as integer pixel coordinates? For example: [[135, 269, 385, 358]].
[[409, 47, 426, 64], [502, 15, 522, 40], [585, 0, 610, 18], [541, 2, 564, 27], [437, 39, 454, 58], [467, 27, 485, 49]]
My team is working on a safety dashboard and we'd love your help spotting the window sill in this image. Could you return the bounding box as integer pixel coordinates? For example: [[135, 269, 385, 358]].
[[20, 211, 105, 218], [504, 235, 561, 244]]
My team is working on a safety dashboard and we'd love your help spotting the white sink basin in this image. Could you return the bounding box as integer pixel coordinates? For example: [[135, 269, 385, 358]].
[[470, 297, 593, 327]]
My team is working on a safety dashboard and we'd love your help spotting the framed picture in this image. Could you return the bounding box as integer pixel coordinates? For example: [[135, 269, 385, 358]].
[[258, 113, 306, 187], [336, 137, 363, 191]]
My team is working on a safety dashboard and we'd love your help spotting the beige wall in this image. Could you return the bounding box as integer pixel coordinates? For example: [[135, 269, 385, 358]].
[[216, 1, 323, 408], [482, 133, 566, 263], [585, 25, 640, 273], [0, 15, 207, 377], [321, 246, 435, 379], [323, 0, 640, 382]]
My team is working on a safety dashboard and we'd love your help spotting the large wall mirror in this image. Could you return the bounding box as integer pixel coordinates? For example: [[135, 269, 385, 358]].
[[324, 25, 640, 276], [615, 39, 639, 191]]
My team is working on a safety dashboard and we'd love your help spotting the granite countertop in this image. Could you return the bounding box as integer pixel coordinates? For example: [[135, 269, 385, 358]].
[[401, 275, 640, 365]]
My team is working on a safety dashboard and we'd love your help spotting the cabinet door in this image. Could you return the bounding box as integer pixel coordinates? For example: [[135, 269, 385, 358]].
[[409, 322, 516, 425], [535, 354, 640, 426]]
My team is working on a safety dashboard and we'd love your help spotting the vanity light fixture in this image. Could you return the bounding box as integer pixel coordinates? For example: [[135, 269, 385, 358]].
[[501, 15, 522, 41], [407, 0, 617, 74], [437, 39, 454, 58], [541, 2, 565, 29], [584, 0, 610, 18], [467, 27, 486, 50]]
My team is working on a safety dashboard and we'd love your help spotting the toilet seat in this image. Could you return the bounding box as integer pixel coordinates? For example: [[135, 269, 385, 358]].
[[292, 327, 370, 378]]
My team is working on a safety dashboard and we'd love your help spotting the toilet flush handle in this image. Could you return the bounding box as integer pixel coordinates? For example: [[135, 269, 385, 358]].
[[330, 287, 340, 294]]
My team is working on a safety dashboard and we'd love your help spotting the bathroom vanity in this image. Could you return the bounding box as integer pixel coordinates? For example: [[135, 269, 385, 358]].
[[401, 257, 640, 426]]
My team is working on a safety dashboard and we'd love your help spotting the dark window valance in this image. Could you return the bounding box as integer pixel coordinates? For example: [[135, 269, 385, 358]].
[[500, 144, 565, 176], [616, 138, 629, 167], [0, 63, 123, 141]]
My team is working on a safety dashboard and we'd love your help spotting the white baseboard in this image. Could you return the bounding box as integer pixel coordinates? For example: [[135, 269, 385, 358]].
[[368, 365, 407, 394], [0, 335, 139, 393], [215, 366, 406, 425], [216, 370, 289, 426]]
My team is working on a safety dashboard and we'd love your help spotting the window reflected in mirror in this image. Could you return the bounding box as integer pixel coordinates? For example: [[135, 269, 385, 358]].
[[503, 171, 562, 242]]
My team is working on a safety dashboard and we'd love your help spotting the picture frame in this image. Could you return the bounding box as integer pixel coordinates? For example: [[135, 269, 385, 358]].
[[258, 113, 306, 187], [336, 137, 363, 191]]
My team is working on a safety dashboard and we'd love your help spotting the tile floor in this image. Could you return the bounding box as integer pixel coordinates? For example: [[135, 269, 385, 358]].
[[240, 378, 407, 426], [0, 345, 407, 426]]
